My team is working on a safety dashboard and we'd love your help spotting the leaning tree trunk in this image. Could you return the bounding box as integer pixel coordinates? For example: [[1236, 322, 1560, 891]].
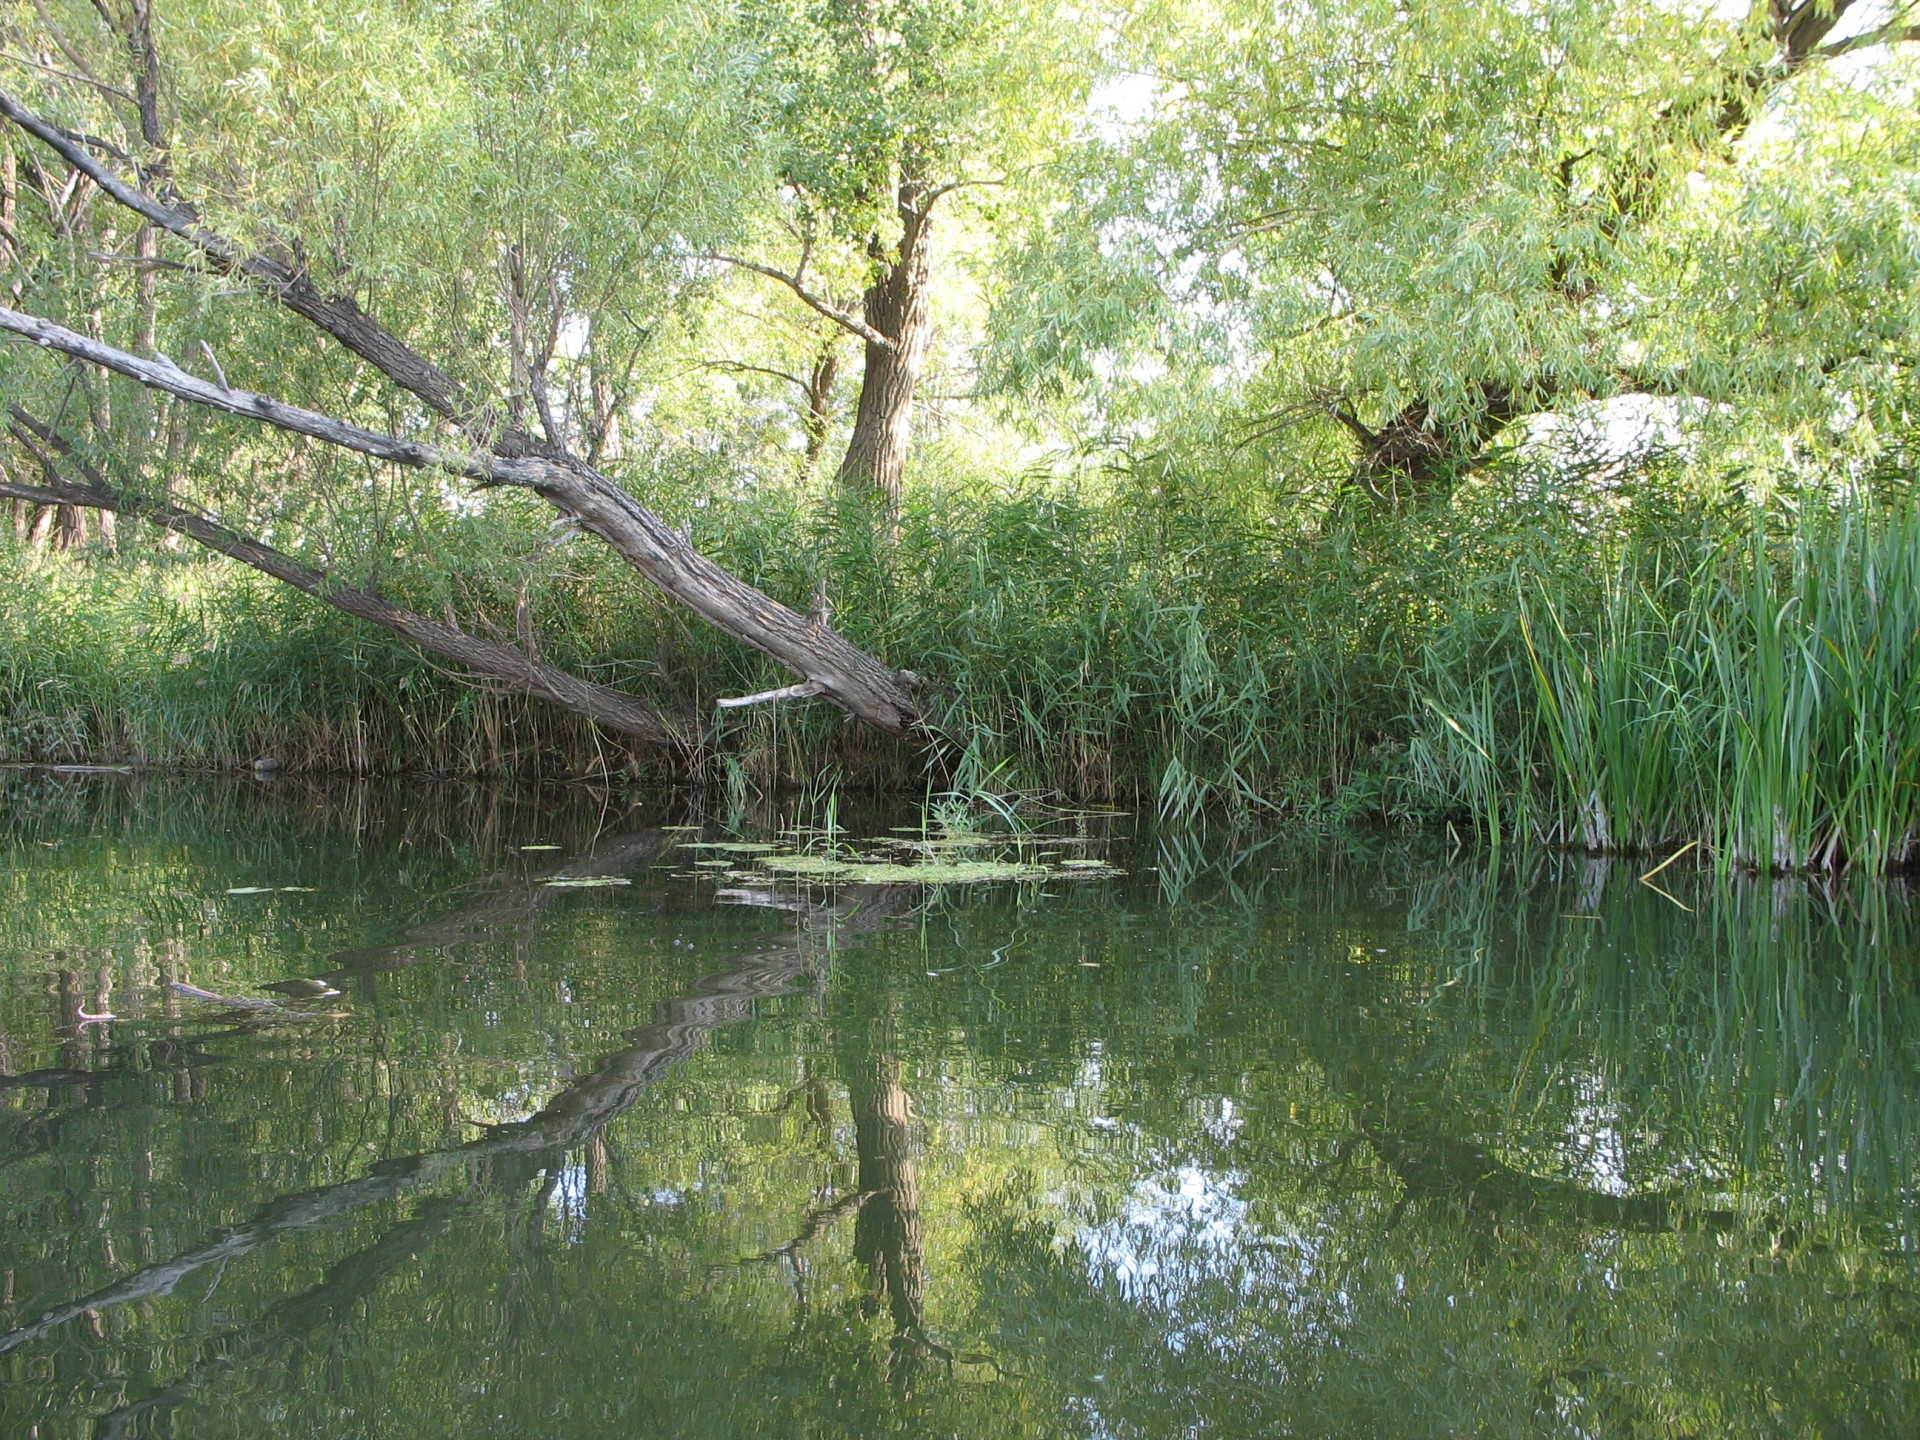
[[0, 87, 927, 740], [834, 191, 934, 507], [0, 407, 685, 749]]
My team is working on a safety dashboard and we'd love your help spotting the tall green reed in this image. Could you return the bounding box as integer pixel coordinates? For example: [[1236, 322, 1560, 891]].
[[1410, 496, 1920, 872]]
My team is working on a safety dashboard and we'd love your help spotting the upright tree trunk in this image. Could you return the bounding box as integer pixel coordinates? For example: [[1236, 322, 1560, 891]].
[[834, 188, 933, 507], [802, 338, 840, 478]]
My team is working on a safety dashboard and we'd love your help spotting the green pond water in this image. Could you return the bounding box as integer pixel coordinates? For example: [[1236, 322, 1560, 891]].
[[1, 774, 1916, 1438]]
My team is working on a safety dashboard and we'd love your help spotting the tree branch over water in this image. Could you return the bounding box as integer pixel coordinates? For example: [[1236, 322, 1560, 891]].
[[0, 85, 927, 738]]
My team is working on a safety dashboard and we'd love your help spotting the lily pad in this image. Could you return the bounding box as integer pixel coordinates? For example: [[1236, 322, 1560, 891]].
[[519, 844, 562, 851], [678, 841, 780, 854], [542, 876, 632, 888]]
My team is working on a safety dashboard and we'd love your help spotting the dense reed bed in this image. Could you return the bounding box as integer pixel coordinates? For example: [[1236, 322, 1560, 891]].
[[5, 461, 1917, 872], [1410, 495, 1920, 874]]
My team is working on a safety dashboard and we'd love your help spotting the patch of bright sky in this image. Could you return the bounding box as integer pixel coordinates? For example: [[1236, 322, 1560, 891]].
[[1088, 70, 1177, 143]]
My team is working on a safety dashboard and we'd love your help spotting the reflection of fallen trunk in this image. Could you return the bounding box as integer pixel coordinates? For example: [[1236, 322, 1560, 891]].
[[322, 828, 680, 978], [1360, 1117, 1739, 1234], [0, 882, 916, 1357], [90, 1199, 466, 1440], [0, 1038, 217, 1094]]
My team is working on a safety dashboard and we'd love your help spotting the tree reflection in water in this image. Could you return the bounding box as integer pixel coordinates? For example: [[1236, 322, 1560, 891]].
[[0, 779, 1916, 1437]]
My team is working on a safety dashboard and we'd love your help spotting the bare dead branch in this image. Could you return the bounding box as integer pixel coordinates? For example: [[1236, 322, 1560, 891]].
[[715, 681, 826, 709], [0, 303, 504, 476]]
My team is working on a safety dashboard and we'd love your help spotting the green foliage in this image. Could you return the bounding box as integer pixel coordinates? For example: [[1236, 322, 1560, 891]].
[[1408, 490, 1920, 872], [1044, 0, 1920, 476], [2, 0, 1917, 868]]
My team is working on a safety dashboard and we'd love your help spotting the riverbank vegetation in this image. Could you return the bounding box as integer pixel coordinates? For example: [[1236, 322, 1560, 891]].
[[1, 0, 1916, 869]]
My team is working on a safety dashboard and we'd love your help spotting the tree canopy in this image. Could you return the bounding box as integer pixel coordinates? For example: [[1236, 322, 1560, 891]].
[[0, 0, 1915, 758]]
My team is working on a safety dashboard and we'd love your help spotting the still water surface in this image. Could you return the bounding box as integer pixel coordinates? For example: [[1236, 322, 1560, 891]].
[[1, 775, 1916, 1437]]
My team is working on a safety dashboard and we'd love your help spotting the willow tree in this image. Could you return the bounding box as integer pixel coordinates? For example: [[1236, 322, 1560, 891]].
[[715, 0, 1084, 505], [1007, 0, 1920, 503], [0, 0, 926, 750]]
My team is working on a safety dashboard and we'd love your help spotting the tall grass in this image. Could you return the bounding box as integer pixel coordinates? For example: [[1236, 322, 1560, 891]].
[[4, 471, 1422, 795], [1409, 496, 1920, 872], [0, 551, 620, 774], [8, 452, 1919, 876]]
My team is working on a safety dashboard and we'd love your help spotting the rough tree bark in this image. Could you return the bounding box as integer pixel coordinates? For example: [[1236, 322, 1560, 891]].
[[0, 87, 927, 739], [834, 182, 935, 506]]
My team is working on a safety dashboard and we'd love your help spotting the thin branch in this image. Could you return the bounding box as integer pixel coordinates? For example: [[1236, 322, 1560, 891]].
[[0, 49, 132, 103], [0, 85, 494, 438], [1817, 22, 1920, 58], [707, 253, 897, 353], [82, 246, 180, 269], [914, 177, 1003, 214], [0, 303, 514, 482], [700, 358, 810, 392], [28, 0, 112, 93]]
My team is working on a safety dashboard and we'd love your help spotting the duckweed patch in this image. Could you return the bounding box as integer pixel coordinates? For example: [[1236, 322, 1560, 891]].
[[754, 853, 1120, 885]]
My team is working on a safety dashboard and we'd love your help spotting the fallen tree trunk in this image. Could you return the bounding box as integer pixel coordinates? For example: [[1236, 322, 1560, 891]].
[[0, 88, 927, 739], [0, 408, 685, 749]]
